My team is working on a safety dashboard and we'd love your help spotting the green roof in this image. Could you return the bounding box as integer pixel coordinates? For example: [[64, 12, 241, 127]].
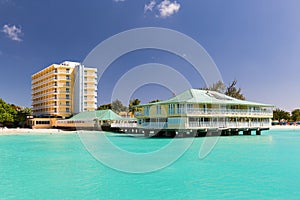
[[67, 110, 125, 121], [137, 89, 273, 107]]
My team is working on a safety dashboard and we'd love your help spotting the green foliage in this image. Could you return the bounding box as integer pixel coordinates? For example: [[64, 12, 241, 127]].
[[0, 99, 16, 124], [111, 99, 128, 113], [291, 109, 300, 122], [98, 100, 131, 114], [200, 80, 226, 94], [0, 98, 31, 127], [129, 99, 141, 114], [273, 108, 291, 121], [224, 80, 245, 100], [97, 103, 112, 110], [148, 99, 161, 103]]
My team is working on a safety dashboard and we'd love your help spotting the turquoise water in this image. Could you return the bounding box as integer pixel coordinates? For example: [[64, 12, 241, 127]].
[[0, 130, 300, 199]]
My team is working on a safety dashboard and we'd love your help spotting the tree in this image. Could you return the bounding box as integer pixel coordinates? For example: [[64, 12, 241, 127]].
[[0, 98, 17, 126], [200, 80, 226, 94], [97, 103, 112, 110], [129, 98, 141, 114], [225, 80, 245, 100], [273, 108, 291, 121], [148, 99, 161, 103], [111, 99, 128, 113], [14, 107, 32, 127], [200, 80, 245, 100], [291, 109, 300, 122]]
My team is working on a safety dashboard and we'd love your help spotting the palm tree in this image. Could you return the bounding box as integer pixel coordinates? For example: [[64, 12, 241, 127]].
[[129, 99, 141, 114]]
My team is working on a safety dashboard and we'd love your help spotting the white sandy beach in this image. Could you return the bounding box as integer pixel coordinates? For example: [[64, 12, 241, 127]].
[[270, 125, 300, 131], [0, 128, 79, 136], [1, 126, 299, 136]]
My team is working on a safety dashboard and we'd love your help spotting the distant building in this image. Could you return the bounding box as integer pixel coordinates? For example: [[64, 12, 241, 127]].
[[134, 89, 273, 135], [31, 61, 97, 118]]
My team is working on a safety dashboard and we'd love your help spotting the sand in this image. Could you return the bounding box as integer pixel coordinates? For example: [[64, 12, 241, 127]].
[[1, 126, 299, 136], [270, 125, 300, 131], [0, 128, 78, 136]]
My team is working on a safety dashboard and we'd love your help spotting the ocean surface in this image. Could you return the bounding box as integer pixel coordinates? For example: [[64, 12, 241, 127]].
[[0, 130, 300, 200]]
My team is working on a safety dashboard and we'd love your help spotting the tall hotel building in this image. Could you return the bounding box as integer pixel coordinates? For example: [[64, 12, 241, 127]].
[[31, 61, 98, 118]]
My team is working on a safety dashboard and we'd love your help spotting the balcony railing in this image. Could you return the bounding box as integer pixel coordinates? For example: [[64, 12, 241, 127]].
[[135, 108, 272, 117], [185, 108, 272, 116], [188, 121, 270, 128], [111, 123, 137, 128]]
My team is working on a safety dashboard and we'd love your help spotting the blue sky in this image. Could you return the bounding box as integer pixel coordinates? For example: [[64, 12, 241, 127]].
[[0, 0, 300, 111]]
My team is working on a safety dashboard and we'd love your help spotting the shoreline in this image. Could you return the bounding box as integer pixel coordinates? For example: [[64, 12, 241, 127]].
[[0, 128, 79, 136], [1, 126, 300, 136], [269, 125, 300, 131]]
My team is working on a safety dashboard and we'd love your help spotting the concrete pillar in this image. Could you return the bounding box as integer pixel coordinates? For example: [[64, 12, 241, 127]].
[[243, 130, 251, 135], [256, 130, 261, 135]]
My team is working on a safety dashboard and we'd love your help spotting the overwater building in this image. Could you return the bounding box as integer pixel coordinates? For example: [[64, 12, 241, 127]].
[[31, 61, 98, 118], [134, 89, 273, 136]]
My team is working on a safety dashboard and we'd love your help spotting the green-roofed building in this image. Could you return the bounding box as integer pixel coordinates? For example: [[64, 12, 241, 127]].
[[134, 89, 273, 136], [56, 110, 136, 131]]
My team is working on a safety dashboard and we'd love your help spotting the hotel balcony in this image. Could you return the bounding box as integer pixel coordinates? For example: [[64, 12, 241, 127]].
[[187, 121, 271, 129], [136, 108, 273, 118]]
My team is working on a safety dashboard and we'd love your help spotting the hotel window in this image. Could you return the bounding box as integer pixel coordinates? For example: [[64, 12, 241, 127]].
[[84, 96, 87, 100], [66, 108, 70, 113], [54, 82, 57, 86], [54, 101, 57, 106], [84, 83, 87, 87], [144, 106, 150, 116], [66, 88, 70, 93], [66, 82, 70, 86], [187, 104, 193, 112], [54, 108, 57, 113], [66, 75, 70, 80], [156, 105, 161, 115], [36, 121, 50, 125], [84, 102, 87, 106], [66, 68, 70, 73], [66, 94, 70, 100], [84, 70, 87, 75], [66, 101, 70, 106], [54, 89, 57, 93], [54, 95, 57, 100], [176, 104, 185, 114], [54, 75, 57, 80], [168, 104, 175, 114], [54, 69, 57, 73]]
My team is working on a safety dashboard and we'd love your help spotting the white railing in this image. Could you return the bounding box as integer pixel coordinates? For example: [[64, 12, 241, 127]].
[[84, 79, 96, 82], [185, 108, 272, 117], [135, 108, 272, 117], [32, 71, 56, 84], [32, 97, 71, 105], [84, 73, 97, 77], [32, 82, 56, 93], [111, 123, 137, 128], [188, 122, 270, 128], [32, 90, 56, 99]]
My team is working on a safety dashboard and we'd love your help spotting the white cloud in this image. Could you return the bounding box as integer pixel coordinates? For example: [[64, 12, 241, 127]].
[[157, 0, 180, 18], [144, 0, 156, 13], [2, 24, 23, 42], [113, 0, 126, 2]]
